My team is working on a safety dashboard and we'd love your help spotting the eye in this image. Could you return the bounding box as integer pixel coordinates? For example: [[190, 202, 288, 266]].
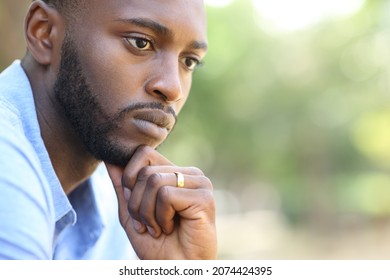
[[126, 37, 153, 51], [182, 57, 201, 71]]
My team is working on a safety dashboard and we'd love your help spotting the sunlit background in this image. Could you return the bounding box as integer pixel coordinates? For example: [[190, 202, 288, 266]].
[[2, 0, 390, 259]]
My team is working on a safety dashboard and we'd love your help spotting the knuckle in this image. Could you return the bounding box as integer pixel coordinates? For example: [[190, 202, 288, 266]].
[[137, 166, 151, 182], [157, 185, 171, 204], [201, 189, 214, 201], [127, 203, 139, 220], [200, 189, 216, 210], [139, 209, 154, 226], [188, 166, 204, 176], [121, 172, 132, 188], [200, 176, 213, 190], [147, 173, 163, 189], [137, 145, 154, 156]]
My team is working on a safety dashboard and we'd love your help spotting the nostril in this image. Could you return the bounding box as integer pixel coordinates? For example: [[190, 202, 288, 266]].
[[153, 90, 168, 102]]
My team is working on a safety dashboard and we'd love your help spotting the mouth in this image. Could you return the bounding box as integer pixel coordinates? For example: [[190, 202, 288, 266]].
[[132, 109, 176, 142]]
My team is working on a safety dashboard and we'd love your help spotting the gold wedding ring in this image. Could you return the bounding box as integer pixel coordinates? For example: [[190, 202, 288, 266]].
[[174, 172, 185, 188]]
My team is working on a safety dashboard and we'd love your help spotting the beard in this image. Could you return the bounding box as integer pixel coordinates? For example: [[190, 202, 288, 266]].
[[53, 35, 175, 167]]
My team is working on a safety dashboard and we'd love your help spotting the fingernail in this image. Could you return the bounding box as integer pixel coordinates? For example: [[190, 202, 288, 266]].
[[133, 220, 143, 232], [147, 226, 155, 237]]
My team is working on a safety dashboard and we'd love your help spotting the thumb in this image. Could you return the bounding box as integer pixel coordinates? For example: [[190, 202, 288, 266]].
[[105, 163, 147, 243], [105, 162, 130, 225], [105, 162, 125, 188]]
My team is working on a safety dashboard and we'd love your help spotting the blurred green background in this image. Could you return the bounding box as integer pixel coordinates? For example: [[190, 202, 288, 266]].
[[2, 0, 390, 259]]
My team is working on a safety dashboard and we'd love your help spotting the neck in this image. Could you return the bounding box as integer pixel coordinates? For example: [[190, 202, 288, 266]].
[[22, 57, 100, 194]]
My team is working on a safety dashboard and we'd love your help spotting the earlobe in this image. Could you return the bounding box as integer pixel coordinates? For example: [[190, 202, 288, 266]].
[[24, 1, 62, 65]]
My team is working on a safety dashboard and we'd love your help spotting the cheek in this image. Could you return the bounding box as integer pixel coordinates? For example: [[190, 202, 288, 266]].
[[74, 33, 195, 117], [174, 75, 193, 112], [176, 88, 191, 113], [77, 41, 148, 116]]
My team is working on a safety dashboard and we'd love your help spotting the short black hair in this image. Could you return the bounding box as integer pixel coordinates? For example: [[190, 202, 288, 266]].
[[40, 0, 67, 10], [36, 0, 83, 26], [38, 0, 82, 14]]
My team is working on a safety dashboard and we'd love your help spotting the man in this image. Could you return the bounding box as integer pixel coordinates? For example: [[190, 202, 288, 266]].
[[0, 0, 217, 260]]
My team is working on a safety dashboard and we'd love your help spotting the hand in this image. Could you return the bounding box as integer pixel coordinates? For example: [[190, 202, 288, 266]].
[[105, 145, 217, 260]]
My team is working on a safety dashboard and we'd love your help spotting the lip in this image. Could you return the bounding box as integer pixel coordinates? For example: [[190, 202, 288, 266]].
[[132, 109, 175, 141]]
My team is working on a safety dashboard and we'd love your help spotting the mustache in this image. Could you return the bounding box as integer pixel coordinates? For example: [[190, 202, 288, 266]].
[[118, 102, 177, 119], [100, 102, 177, 131]]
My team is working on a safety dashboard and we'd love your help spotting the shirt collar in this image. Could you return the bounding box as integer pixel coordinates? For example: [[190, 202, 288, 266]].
[[53, 179, 104, 259]]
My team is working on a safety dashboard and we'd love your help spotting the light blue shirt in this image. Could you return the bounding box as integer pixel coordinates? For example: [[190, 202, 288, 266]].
[[0, 60, 136, 259]]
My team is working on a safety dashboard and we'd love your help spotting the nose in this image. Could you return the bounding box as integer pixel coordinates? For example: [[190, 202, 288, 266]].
[[145, 55, 183, 103]]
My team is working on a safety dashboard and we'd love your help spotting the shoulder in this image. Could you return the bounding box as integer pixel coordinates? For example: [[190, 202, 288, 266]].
[[0, 104, 40, 175], [0, 107, 55, 259], [0, 96, 22, 129], [0, 64, 43, 178]]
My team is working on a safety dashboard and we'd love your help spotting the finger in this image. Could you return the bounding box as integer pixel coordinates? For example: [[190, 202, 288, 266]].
[[105, 163, 124, 189], [121, 145, 173, 190], [105, 149, 172, 235], [105, 163, 148, 234], [128, 166, 208, 220], [140, 173, 213, 234], [126, 166, 174, 234], [104, 163, 131, 227], [129, 170, 212, 237], [156, 186, 216, 235], [128, 171, 174, 236], [137, 173, 170, 237]]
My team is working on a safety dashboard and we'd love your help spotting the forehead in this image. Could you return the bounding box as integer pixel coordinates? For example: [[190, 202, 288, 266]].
[[75, 0, 207, 40]]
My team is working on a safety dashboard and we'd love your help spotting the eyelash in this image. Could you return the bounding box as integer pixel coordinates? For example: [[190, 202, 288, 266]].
[[125, 36, 202, 72], [182, 57, 202, 71], [126, 37, 154, 51]]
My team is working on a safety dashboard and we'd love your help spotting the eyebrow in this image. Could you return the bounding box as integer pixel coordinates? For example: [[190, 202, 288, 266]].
[[115, 17, 208, 51]]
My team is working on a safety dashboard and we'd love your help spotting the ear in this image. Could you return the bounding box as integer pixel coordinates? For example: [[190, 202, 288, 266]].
[[24, 1, 63, 66]]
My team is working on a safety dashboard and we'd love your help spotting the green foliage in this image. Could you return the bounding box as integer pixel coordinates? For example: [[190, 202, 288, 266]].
[[161, 0, 390, 224]]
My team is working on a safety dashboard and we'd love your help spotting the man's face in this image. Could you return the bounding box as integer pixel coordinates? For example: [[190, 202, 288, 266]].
[[53, 0, 208, 166]]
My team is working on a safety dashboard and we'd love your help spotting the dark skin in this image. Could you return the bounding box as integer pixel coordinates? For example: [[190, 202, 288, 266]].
[[21, 0, 217, 260]]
